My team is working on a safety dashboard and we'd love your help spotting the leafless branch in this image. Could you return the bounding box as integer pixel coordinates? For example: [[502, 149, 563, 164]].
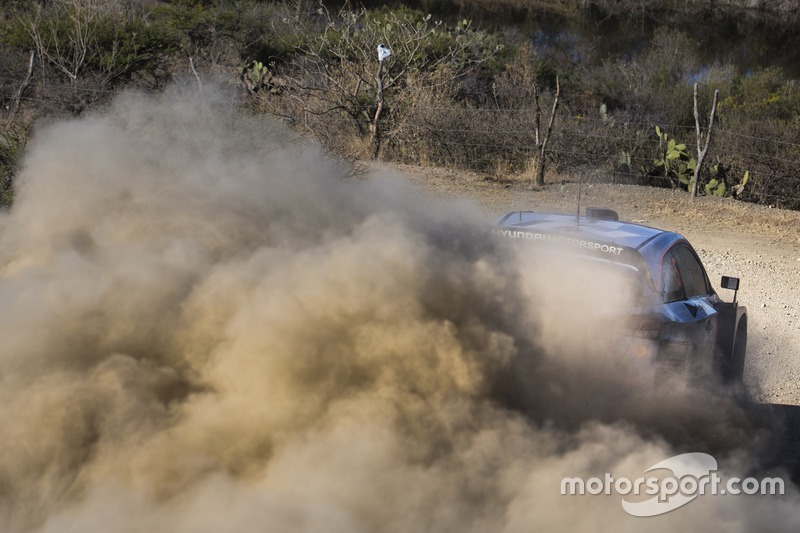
[[189, 57, 203, 93], [11, 50, 36, 114], [531, 75, 560, 188], [691, 83, 719, 198], [252, 6, 501, 156]]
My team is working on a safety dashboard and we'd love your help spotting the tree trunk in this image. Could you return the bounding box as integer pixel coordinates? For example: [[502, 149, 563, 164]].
[[11, 50, 35, 114], [189, 57, 203, 93], [534, 154, 545, 187], [691, 83, 719, 198], [370, 60, 385, 160], [532, 76, 560, 188]]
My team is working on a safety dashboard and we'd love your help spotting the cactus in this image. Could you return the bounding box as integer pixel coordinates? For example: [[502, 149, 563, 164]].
[[703, 163, 749, 197], [614, 150, 632, 181], [732, 170, 749, 196], [654, 126, 693, 188], [678, 157, 696, 186], [656, 126, 688, 161], [239, 61, 269, 92], [600, 103, 615, 126], [705, 178, 726, 196]]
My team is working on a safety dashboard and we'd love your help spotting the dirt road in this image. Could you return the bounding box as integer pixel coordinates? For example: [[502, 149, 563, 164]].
[[391, 163, 800, 407]]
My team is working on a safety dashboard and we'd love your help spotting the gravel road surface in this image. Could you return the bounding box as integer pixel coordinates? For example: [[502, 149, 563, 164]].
[[391, 163, 800, 407]]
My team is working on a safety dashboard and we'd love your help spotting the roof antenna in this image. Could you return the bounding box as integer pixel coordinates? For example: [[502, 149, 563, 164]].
[[576, 173, 582, 226]]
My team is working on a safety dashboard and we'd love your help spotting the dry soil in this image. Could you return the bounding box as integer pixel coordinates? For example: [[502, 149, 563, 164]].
[[390, 163, 800, 406]]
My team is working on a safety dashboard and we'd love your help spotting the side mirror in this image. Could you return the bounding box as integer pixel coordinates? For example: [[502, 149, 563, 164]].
[[720, 276, 740, 303], [720, 276, 739, 290]]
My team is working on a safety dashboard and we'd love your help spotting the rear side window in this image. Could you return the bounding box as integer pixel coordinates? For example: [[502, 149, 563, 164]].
[[660, 244, 710, 301], [674, 246, 710, 297], [661, 248, 683, 302]]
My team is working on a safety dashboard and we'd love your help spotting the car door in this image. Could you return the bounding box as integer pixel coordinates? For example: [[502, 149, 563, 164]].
[[659, 244, 719, 376]]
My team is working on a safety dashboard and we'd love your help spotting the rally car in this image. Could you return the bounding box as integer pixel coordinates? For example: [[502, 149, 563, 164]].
[[493, 207, 747, 385]]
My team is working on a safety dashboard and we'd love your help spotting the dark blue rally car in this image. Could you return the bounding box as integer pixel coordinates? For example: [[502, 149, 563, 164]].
[[493, 207, 747, 385]]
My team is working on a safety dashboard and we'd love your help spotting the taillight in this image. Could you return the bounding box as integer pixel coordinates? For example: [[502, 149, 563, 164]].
[[623, 314, 664, 340], [631, 342, 651, 358]]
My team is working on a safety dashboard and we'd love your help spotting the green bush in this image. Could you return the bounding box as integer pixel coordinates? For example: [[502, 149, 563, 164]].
[[718, 66, 800, 124]]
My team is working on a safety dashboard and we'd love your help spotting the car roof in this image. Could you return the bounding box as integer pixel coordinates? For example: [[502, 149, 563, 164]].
[[493, 211, 666, 250], [492, 211, 691, 286]]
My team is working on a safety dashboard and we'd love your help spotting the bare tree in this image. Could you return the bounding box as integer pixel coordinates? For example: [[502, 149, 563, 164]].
[[20, 0, 146, 94], [23, 0, 96, 90], [531, 75, 560, 188], [691, 82, 719, 198], [189, 57, 203, 93], [10, 50, 36, 115], [371, 50, 387, 160], [289, 0, 311, 23], [247, 6, 501, 158]]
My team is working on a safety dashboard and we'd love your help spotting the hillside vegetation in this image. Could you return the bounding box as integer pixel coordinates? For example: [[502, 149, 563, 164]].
[[3, 0, 800, 209]]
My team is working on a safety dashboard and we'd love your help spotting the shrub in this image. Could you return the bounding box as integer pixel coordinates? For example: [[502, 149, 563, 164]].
[[248, 4, 503, 159], [718, 66, 800, 124], [2, 0, 179, 89], [0, 123, 28, 208]]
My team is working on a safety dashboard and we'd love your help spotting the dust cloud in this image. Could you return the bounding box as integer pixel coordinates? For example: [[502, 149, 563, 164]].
[[0, 87, 797, 532]]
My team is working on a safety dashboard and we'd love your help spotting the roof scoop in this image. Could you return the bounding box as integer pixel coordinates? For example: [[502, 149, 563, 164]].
[[585, 207, 619, 221]]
